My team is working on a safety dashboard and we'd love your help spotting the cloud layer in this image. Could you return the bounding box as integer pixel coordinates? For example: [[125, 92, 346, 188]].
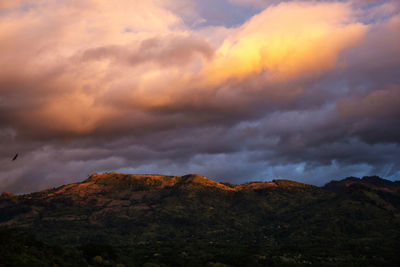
[[1, 0, 400, 193]]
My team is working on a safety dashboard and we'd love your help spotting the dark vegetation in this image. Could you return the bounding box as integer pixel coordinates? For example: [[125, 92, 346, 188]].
[[1, 173, 400, 266]]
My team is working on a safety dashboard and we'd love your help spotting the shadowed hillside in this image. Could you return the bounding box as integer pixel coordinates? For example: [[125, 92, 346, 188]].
[[1, 173, 400, 266]]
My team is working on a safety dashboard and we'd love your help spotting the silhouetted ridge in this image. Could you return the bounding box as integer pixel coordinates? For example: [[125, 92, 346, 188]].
[[324, 175, 400, 192]]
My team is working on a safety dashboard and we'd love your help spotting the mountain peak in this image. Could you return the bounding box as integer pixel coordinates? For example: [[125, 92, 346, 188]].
[[17, 172, 400, 200], [173, 174, 237, 191], [45, 173, 237, 198], [324, 176, 400, 192]]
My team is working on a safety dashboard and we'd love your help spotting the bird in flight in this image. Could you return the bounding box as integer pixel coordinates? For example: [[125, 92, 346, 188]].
[[12, 153, 18, 161]]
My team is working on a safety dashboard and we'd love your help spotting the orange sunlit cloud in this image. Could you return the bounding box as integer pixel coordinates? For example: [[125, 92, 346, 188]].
[[204, 2, 367, 84], [0, 0, 371, 133]]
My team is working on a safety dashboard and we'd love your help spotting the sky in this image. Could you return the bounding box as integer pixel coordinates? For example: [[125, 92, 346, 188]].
[[1, 0, 400, 193]]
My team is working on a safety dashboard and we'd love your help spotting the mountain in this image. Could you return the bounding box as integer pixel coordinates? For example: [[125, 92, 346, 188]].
[[324, 175, 400, 193], [1, 173, 400, 266]]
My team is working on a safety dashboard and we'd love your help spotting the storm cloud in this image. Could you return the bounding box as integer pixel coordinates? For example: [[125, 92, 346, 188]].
[[1, 0, 400, 193]]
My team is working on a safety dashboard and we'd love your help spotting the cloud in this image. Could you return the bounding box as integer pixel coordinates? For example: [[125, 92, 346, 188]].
[[339, 86, 400, 120], [80, 35, 214, 68], [227, 0, 275, 8], [1, 0, 400, 193], [204, 1, 367, 83], [338, 85, 400, 144]]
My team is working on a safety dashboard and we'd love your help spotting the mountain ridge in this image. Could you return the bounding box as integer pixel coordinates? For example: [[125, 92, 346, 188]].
[[323, 175, 400, 193], [1, 172, 400, 266], [0, 172, 314, 198], [2, 172, 398, 197]]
